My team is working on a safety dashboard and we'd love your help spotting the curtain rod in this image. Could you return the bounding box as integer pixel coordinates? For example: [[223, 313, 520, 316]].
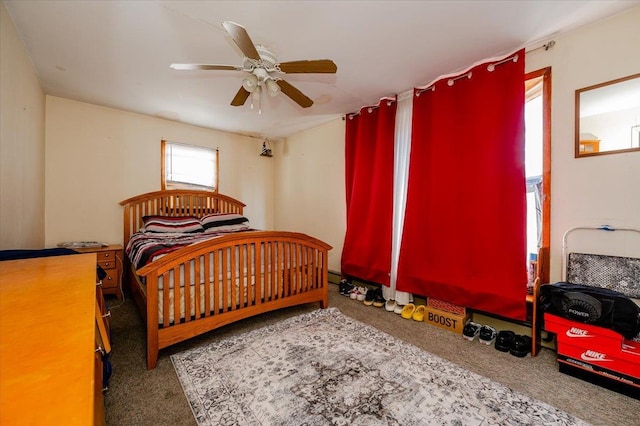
[[525, 40, 556, 54], [346, 96, 396, 120], [414, 40, 556, 96], [346, 39, 556, 115]]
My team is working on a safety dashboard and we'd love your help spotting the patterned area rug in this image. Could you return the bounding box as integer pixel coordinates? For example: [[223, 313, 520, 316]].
[[171, 308, 588, 425]]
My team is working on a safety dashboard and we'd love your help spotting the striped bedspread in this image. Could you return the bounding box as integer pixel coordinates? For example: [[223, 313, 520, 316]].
[[126, 229, 250, 270]]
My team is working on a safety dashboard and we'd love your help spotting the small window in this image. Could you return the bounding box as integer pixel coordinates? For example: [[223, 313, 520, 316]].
[[161, 140, 218, 191]]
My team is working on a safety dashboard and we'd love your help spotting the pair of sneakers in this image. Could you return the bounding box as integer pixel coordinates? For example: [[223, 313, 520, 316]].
[[349, 286, 368, 301], [338, 279, 354, 296], [495, 331, 532, 357], [338, 280, 368, 302], [462, 322, 497, 346], [363, 287, 385, 307]]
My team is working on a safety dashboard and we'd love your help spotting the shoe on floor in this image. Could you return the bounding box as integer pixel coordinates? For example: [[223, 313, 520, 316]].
[[385, 299, 397, 312], [356, 287, 367, 302], [363, 288, 376, 306], [349, 286, 360, 300], [478, 325, 497, 345], [394, 303, 405, 315], [400, 303, 416, 319], [339, 280, 353, 296], [495, 330, 516, 352], [509, 335, 532, 357], [372, 288, 385, 308], [349, 286, 364, 300], [462, 321, 481, 341], [412, 304, 426, 321]]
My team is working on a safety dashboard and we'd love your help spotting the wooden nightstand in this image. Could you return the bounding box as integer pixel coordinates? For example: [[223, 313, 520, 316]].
[[75, 244, 123, 300]]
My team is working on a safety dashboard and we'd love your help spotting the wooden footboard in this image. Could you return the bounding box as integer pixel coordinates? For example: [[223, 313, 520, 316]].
[[135, 231, 331, 369]]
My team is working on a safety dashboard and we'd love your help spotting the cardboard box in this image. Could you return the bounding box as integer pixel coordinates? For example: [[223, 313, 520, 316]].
[[555, 340, 640, 380], [557, 354, 640, 389], [427, 298, 466, 315], [544, 313, 640, 380], [424, 306, 470, 334]]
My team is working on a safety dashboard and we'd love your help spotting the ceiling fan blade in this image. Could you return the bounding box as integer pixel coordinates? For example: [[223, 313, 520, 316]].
[[170, 64, 242, 71], [222, 21, 261, 61], [276, 80, 313, 108], [277, 60, 337, 74], [231, 86, 251, 106]]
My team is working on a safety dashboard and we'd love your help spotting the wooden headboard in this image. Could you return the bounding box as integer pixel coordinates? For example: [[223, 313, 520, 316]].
[[119, 190, 246, 244]]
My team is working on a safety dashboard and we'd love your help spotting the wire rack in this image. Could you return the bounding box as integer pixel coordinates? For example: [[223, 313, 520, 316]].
[[562, 226, 640, 298]]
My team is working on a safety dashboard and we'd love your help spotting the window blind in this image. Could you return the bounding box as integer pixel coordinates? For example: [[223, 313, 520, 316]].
[[165, 142, 216, 190]]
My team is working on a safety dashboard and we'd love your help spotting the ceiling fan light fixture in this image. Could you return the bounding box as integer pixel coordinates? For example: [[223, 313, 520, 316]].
[[242, 74, 259, 92], [265, 78, 280, 97]]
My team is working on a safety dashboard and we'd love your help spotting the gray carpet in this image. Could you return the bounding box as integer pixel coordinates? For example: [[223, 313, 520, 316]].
[[104, 283, 640, 425]]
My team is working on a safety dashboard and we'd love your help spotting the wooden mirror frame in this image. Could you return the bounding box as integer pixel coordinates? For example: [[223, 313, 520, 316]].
[[575, 73, 640, 158]]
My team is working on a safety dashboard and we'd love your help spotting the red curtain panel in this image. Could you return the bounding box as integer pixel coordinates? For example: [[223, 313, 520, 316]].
[[342, 101, 397, 286], [397, 50, 527, 320]]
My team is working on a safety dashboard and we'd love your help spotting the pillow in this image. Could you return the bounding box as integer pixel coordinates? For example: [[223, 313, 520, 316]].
[[200, 213, 250, 232], [142, 215, 204, 234]]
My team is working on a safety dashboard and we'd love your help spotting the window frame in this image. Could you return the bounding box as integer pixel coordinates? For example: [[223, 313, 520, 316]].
[[161, 140, 219, 192], [525, 67, 551, 284]]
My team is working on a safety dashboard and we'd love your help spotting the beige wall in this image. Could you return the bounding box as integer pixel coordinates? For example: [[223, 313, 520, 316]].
[[4, 2, 638, 278], [0, 2, 46, 249], [274, 119, 345, 271], [44, 96, 274, 247], [277, 6, 640, 280], [526, 6, 640, 280]]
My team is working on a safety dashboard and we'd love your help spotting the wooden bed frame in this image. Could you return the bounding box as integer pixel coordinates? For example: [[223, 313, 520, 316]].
[[120, 190, 332, 369]]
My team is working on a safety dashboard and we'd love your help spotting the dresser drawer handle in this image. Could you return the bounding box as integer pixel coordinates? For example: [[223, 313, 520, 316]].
[[104, 253, 110, 258], [107, 276, 112, 281], [103, 262, 110, 267]]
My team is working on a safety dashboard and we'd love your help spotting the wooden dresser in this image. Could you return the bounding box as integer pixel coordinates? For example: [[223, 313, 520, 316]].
[[0, 254, 106, 425]]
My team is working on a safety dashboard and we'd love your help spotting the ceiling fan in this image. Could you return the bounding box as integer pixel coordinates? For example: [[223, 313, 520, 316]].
[[170, 21, 337, 110]]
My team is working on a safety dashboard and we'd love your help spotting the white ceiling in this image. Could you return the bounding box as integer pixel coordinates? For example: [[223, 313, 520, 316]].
[[5, 0, 639, 139]]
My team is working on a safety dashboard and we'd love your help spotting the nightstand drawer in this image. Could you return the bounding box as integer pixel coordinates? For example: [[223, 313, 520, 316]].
[[101, 270, 119, 289], [98, 259, 117, 270], [96, 250, 117, 262]]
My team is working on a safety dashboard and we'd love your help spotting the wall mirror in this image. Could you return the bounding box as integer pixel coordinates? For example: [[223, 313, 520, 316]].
[[575, 73, 640, 157]]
